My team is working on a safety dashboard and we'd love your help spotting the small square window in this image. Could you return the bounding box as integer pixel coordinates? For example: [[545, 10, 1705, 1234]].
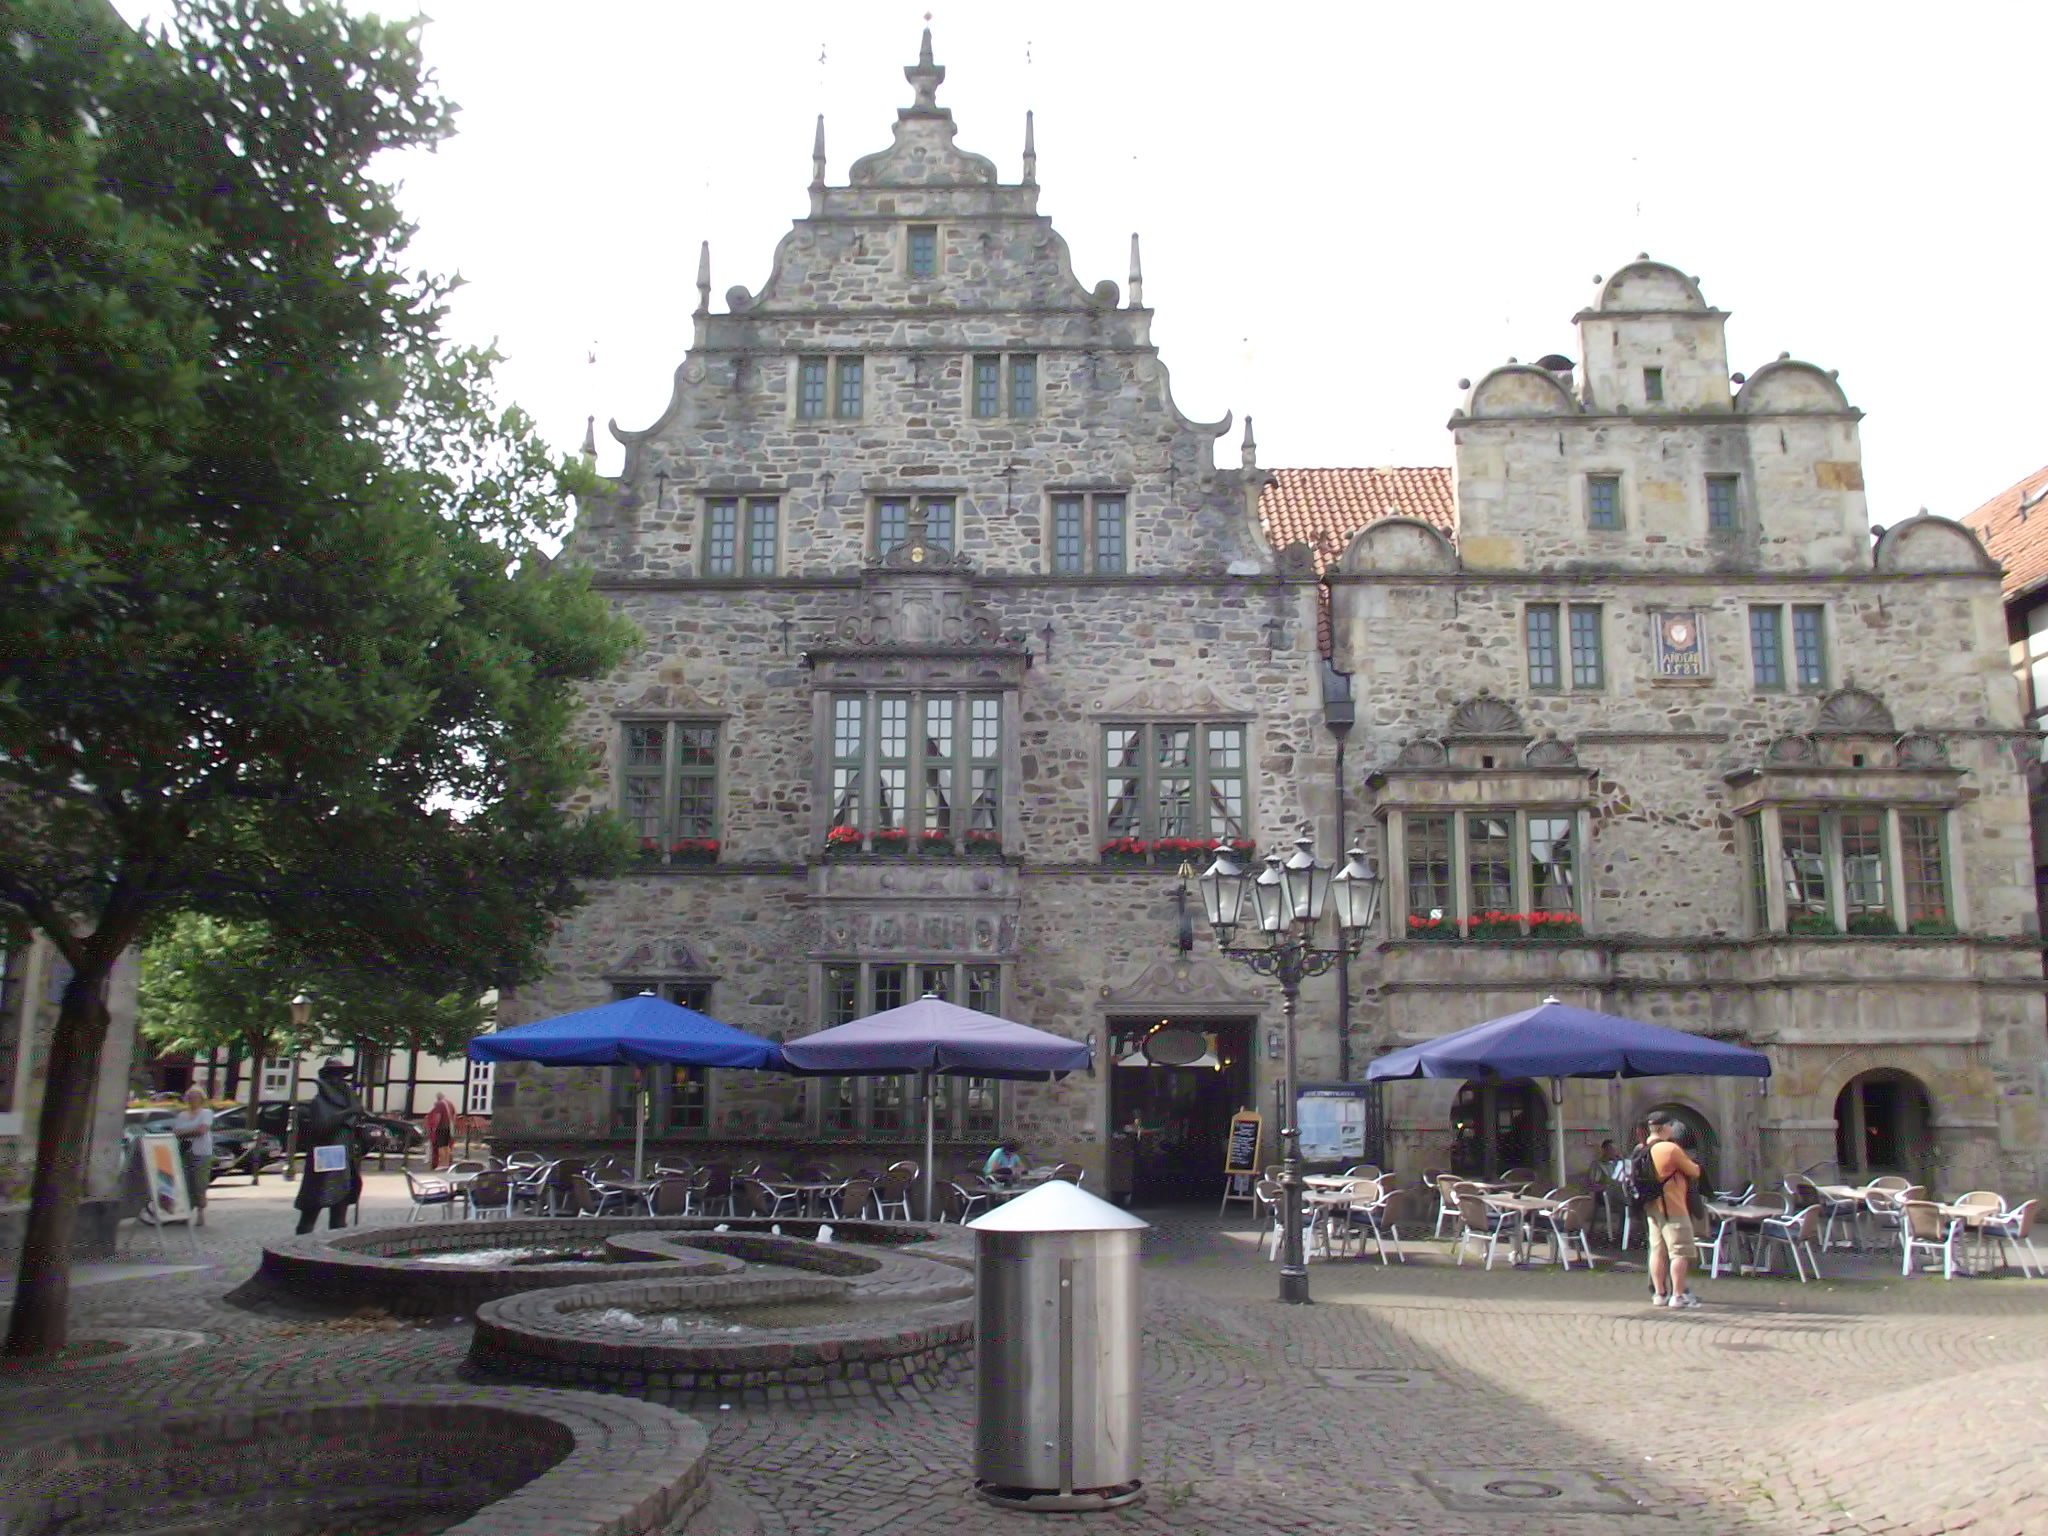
[[1643, 367, 1664, 403], [907, 225, 937, 280], [1588, 475, 1621, 530], [1706, 474, 1739, 531]]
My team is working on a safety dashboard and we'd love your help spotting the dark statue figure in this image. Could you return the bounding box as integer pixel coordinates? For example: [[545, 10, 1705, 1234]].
[[294, 1059, 367, 1234]]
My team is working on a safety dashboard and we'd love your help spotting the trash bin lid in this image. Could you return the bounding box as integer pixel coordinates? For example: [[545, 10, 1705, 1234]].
[[967, 1179, 1149, 1232]]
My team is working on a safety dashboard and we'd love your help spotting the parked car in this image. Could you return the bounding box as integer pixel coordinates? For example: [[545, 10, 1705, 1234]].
[[121, 1102, 284, 1177]]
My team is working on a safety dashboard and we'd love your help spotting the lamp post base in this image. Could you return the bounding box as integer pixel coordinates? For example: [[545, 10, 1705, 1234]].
[[1278, 1266, 1311, 1305]]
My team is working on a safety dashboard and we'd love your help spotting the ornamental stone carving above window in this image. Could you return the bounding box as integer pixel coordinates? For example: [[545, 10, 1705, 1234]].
[[1814, 685, 1895, 735], [1446, 692, 1525, 738]]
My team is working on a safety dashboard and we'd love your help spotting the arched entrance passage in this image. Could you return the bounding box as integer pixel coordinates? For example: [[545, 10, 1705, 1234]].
[[1642, 1103, 1721, 1189], [1835, 1069, 1932, 1183], [1449, 1080, 1547, 1178]]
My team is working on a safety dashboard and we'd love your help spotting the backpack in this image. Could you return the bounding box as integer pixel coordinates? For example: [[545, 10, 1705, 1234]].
[[1620, 1143, 1668, 1207]]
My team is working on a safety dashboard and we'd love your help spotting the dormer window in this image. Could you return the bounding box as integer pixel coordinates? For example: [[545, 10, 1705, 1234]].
[[907, 225, 938, 280]]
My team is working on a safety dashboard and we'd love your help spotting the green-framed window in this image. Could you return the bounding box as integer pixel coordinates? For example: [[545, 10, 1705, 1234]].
[[1706, 474, 1739, 531], [796, 356, 862, 420], [621, 720, 719, 862], [1756, 806, 1953, 936], [1527, 603, 1603, 690], [1587, 474, 1622, 530], [874, 496, 955, 554], [1394, 809, 1586, 935], [907, 224, 938, 279], [1101, 722, 1247, 856], [829, 691, 1002, 853], [703, 497, 779, 577], [1050, 493, 1126, 573], [970, 353, 1036, 418], [1750, 603, 1827, 689]]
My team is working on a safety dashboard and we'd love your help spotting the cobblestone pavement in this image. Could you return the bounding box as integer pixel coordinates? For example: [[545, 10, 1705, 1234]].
[[4, 1173, 2044, 1536]]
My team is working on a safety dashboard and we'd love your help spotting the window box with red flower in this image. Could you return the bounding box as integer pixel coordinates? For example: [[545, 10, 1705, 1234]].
[[668, 838, 719, 865], [637, 837, 665, 864], [918, 828, 954, 855], [823, 824, 864, 858], [1152, 835, 1240, 868], [963, 829, 1003, 857], [1907, 911, 1958, 936], [1525, 910, 1585, 942], [1406, 914, 1460, 942], [1099, 836, 1152, 868], [1464, 911, 1524, 943], [870, 827, 910, 856], [1846, 911, 1898, 936]]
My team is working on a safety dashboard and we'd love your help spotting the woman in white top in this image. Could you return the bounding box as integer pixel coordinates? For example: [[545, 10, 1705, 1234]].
[[169, 1086, 215, 1226]]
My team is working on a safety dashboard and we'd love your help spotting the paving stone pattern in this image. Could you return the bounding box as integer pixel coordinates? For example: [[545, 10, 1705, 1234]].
[[4, 1176, 2045, 1536]]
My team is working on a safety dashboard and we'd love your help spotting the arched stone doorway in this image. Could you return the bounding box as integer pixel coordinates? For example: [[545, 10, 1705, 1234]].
[[1449, 1081, 1547, 1177], [1834, 1069, 1932, 1184], [1643, 1102, 1721, 1189]]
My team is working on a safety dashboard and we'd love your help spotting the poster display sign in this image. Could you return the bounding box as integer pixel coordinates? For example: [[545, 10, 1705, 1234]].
[[1296, 1083, 1372, 1164], [136, 1132, 192, 1225]]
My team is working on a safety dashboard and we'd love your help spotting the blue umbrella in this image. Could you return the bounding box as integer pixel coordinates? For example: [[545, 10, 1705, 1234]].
[[1364, 996, 1770, 1185], [469, 993, 785, 1178]]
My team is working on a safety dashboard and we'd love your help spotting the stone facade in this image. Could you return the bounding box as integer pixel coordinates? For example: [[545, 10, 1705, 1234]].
[[1332, 261, 2045, 1197], [503, 40, 2046, 1204]]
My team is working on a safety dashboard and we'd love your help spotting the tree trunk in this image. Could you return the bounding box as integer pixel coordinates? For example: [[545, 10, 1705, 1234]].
[[4, 961, 114, 1357], [245, 1031, 268, 1186]]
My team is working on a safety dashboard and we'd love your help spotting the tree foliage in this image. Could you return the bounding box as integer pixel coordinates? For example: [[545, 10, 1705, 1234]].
[[0, 0, 635, 1354], [139, 914, 491, 1070]]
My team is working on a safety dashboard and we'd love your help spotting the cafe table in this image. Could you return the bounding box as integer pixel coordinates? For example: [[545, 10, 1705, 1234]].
[[1932, 1201, 2002, 1273], [1480, 1192, 1561, 1266], [1702, 1202, 1782, 1274], [1303, 1189, 1376, 1259], [765, 1179, 848, 1218]]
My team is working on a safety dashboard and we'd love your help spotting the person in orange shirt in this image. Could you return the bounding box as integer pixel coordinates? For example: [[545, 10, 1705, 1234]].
[[1644, 1110, 1703, 1308]]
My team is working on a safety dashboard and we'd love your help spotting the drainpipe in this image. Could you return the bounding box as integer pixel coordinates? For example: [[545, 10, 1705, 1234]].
[[1319, 655, 1357, 1080]]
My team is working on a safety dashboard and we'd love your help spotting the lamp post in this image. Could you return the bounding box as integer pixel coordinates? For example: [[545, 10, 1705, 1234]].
[[1196, 835, 1381, 1304]]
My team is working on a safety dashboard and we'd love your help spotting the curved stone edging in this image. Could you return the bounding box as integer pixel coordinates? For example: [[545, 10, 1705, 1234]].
[[0, 1386, 714, 1536], [0, 1327, 209, 1374], [254, 1214, 962, 1317]]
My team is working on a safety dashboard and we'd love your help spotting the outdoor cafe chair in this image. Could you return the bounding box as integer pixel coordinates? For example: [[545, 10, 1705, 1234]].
[[1981, 1198, 2041, 1278], [535, 1159, 587, 1217], [1540, 1195, 1597, 1270], [1794, 1178, 1864, 1252], [1497, 1167, 1538, 1189], [1254, 1178, 1282, 1260], [503, 1150, 545, 1170], [1343, 1164, 1383, 1181], [575, 1174, 633, 1217], [873, 1168, 916, 1221], [1350, 1185, 1413, 1266], [446, 1158, 490, 1177], [1432, 1175, 1464, 1240], [645, 1177, 694, 1218], [694, 1164, 735, 1217], [402, 1169, 461, 1223], [747, 1177, 804, 1220], [1901, 1200, 1966, 1279], [1755, 1204, 1824, 1283], [1453, 1195, 1517, 1270], [835, 1178, 877, 1221], [1692, 1212, 1743, 1279], [463, 1170, 515, 1221], [1051, 1162, 1085, 1186], [943, 1181, 988, 1224]]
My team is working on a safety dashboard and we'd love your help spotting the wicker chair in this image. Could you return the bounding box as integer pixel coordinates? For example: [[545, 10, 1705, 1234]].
[[873, 1168, 916, 1221], [463, 1170, 514, 1221], [1540, 1195, 1597, 1270], [646, 1177, 695, 1217], [1982, 1198, 2041, 1277], [835, 1179, 877, 1221], [1901, 1200, 1965, 1279], [1755, 1204, 1824, 1282]]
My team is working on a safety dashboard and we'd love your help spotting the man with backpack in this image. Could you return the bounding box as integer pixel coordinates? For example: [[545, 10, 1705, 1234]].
[[1628, 1111, 1703, 1308]]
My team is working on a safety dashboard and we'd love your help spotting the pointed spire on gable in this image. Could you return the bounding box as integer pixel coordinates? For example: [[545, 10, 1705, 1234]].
[[1022, 110, 1037, 185], [811, 115, 826, 189], [695, 241, 711, 318], [905, 27, 945, 115], [1241, 415, 1258, 469], [580, 415, 597, 466], [1128, 232, 1143, 309]]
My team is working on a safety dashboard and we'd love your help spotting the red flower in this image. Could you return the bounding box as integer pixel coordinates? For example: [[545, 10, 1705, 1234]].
[[826, 825, 862, 846], [1099, 837, 1150, 857]]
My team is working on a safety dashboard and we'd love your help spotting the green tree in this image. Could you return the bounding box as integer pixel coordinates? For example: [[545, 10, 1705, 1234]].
[[139, 914, 492, 1108], [0, 0, 634, 1355]]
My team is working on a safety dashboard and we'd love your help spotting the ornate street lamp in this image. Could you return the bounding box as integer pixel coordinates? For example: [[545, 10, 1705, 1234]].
[[1196, 835, 1381, 1303]]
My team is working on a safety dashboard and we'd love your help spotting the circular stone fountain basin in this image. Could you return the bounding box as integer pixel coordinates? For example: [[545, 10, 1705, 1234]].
[[467, 1231, 975, 1407], [0, 1387, 712, 1536], [253, 1215, 950, 1318]]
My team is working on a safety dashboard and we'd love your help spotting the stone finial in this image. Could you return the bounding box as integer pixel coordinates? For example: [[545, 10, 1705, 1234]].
[[1022, 110, 1037, 184], [905, 27, 944, 112], [1129, 232, 1143, 309], [695, 241, 711, 317], [580, 415, 596, 465], [1241, 415, 1257, 469], [811, 115, 826, 189]]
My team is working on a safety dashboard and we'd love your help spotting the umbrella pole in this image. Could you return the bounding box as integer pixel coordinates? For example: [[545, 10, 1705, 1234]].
[[1551, 1077, 1567, 1191], [922, 1069, 936, 1223], [634, 1064, 647, 1184]]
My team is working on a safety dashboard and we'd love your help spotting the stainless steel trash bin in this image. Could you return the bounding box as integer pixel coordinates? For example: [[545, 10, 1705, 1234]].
[[968, 1180, 1148, 1511]]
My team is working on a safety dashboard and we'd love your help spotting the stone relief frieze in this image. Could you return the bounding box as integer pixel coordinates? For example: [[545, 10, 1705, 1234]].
[[835, 577, 998, 647], [1097, 957, 1267, 1008], [1893, 731, 1950, 768], [1524, 734, 1580, 767], [1764, 733, 1821, 766], [1815, 685, 1895, 735], [1446, 692, 1526, 738], [1392, 736, 1449, 768], [807, 911, 1019, 957], [1090, 678, 1255, 717]]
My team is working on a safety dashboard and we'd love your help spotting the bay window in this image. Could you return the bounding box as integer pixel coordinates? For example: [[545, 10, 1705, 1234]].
[[1747, 807, 1954, 935], [829, 691, 1002, 853], [1395, 809, 1582, 936]]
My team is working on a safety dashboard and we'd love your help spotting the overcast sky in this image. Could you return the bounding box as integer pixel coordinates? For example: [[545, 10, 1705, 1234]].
[[121, 1, 2048, 523]]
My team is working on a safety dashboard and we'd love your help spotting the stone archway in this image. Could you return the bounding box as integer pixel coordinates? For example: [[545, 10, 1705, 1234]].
[[1834, 1069, 1935, 1185]]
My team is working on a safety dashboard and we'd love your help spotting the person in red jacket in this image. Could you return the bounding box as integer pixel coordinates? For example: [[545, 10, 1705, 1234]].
[[422, 1092, 456, 1170]]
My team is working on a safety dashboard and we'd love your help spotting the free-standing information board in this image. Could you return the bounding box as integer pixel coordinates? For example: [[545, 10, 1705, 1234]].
[[1296, 1083, 1372, 1165], [135, 1132, 192, 1225], [1219, 1109, 1263, 1215]]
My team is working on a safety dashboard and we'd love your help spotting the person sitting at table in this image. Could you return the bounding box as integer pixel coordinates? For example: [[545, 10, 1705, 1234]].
[[983, 1140, 1027, 1186]]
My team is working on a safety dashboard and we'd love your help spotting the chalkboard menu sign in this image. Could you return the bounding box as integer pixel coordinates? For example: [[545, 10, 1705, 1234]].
[[1223, 1111, 1263, 1177]]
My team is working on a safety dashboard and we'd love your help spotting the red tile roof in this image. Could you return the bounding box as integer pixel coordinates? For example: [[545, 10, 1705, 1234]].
[[1959, 464, 2048, 602], [1259, 467, 1455, 572]]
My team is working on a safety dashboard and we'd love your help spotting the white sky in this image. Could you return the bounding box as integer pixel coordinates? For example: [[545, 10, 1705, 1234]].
[[119, 1, 2048, 523]]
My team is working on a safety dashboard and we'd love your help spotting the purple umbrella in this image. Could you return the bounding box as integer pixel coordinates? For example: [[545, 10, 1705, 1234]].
[[781, 995, 1092, 1219], [1364, 996, 1770, 1186]]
